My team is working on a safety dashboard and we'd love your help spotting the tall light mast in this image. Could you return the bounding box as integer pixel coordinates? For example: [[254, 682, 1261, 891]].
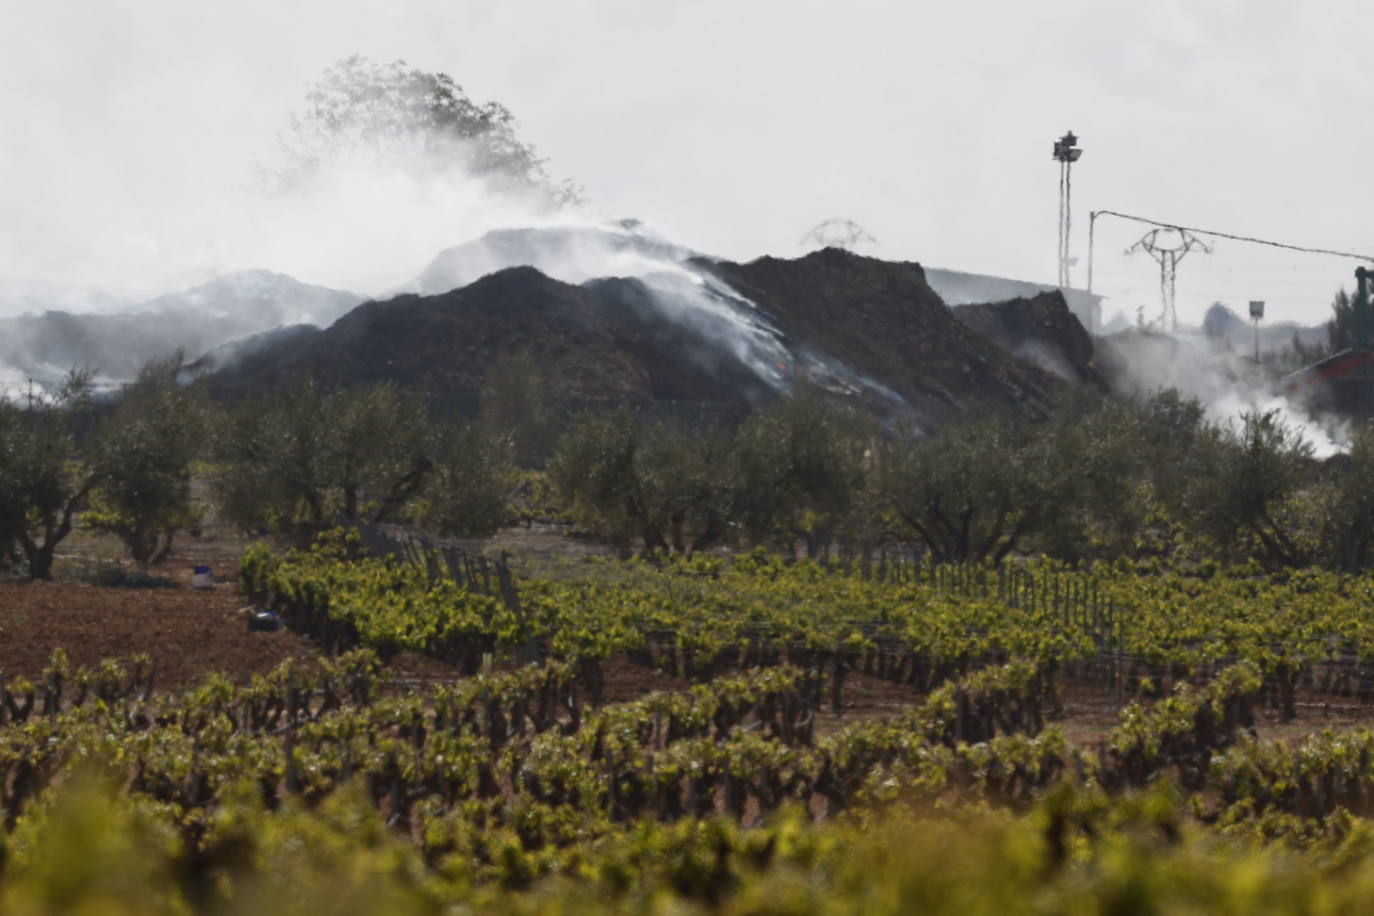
[[1052, 131, 1083, 288]]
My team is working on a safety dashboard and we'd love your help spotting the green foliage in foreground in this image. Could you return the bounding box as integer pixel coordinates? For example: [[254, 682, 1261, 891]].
[[0, 636, 1319, 913], [13, 776, 1374, 914], [0, 625, 1367, 914]]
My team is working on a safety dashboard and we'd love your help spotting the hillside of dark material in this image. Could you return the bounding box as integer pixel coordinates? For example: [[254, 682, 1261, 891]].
[[184, 324, 321, 376], [699, 248, 1067, 426], [204, 267, 775, 417], [952, 290, 1106, 390], [206, 248, 1072, 428]]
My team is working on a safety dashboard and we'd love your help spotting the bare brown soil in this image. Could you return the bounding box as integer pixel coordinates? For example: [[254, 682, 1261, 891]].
[[601, 655, 691, 702], [0, 580, 320, 689], [836, 669, 932, 717], [1054, 681, 1134, 746]]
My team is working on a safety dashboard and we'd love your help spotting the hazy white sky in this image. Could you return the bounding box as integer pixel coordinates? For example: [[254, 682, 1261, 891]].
[[2, 0, 1370, 325]]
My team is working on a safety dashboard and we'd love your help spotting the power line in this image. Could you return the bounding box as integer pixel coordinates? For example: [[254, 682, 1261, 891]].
[[1088, 209, 1374, 293], [1094, 265, 1351, 290], [1093, 245, 1359, 271], [1093, 273, 1346, 293]]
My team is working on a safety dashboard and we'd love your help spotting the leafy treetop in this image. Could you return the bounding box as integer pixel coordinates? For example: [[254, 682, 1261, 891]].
[[268, 55, 579, 205]]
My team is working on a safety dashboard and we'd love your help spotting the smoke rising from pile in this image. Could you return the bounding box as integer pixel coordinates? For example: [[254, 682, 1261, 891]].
[[417, 219, 908, 404], [0, 110, 894, 404]]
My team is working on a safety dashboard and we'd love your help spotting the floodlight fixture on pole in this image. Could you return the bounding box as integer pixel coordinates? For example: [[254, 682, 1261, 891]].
[[1052, 132, 1083, 289], [1249, 300, 1265, 363]]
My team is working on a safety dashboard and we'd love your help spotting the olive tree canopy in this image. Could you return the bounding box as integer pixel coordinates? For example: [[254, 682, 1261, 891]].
[[267, 55, 578, 205]]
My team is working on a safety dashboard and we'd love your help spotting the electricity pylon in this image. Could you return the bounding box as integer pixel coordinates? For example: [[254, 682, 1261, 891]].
[[800, 219, 877, 251], [1126, 227, 1213, 331]]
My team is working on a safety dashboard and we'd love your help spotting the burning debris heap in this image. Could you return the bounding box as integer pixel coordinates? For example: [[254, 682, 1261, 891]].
[[699, 248, 1068, 425], [3, 220, 1133, 433], [204, 266, 776, 417], [953, 290, 1106, 390], [205, 247, 1077, 427]]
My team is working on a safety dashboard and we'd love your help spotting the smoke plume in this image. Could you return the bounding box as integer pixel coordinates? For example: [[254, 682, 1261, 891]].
[[1101, 329, 1350, 457]]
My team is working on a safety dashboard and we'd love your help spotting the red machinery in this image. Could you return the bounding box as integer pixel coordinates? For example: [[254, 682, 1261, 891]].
[[1278, 267, 1374, 399], [1279, 348, 1374, 397]]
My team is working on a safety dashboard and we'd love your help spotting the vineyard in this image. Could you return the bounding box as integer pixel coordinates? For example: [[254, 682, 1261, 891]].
[[9, 542, 1374, 911]]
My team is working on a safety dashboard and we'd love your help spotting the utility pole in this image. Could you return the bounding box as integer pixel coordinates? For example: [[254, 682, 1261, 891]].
[[1353, 267, 1374, 414], [1249, 300, 1265, 363], [1126, 227, 1213, 331], [1052, 132, 1083, 288], [1356, 266, 1372, 350]]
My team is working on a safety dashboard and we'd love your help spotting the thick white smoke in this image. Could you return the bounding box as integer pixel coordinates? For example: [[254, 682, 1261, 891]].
[[0, 131, 567, 315], [0, 130, 565, 390], [0, 120, 902, 405], [1104, 330, 1350, 457], [241, 148, 565, 297], [415, 220, 784, 385]]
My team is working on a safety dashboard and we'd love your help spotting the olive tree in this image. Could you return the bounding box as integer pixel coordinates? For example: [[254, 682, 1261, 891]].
[[213, 378, 435, 538], [548, 409, 734, 555], [1195, 409, 1316, 568], [1319, 422, 1374, 570], [876, 420, 1043, 563], [419, 423, 518, 538], [478, 350, 557, 468], [548, 409, 640, 550], [733, 388, 873, 556], [267, 56, 577, 205], [85, 356, 210, 568], [1028, 392, 1209, 563], [0, 374, 98, 579], [875, 389, 1221, 566], [0, 399, 28, 570]]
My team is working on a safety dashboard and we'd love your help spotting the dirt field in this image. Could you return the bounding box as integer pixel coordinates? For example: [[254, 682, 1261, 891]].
[[0, 580, 320, 688]]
